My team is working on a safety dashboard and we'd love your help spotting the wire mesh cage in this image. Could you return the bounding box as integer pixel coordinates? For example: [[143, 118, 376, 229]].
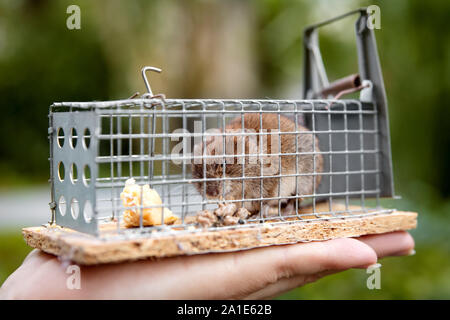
[[50, 96, 391, 235], [35, 9, 411, 261]]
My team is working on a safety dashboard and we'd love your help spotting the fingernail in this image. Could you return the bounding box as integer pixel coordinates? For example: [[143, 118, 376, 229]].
[[366, 263, 382, 270], [407, 249, 416, 256]]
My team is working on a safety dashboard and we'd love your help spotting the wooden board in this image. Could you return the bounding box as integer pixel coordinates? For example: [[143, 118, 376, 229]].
[[22, 205, 417, 265]]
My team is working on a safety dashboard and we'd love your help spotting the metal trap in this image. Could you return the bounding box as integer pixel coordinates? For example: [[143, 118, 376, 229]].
[[24, 9, 416, 265]]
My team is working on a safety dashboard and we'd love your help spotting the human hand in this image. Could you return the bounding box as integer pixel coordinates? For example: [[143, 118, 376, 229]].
[[0, 231, 414, 299]]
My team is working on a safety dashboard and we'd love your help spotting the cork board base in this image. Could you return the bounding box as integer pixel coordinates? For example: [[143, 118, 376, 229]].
[[22, 205, 417, 265]]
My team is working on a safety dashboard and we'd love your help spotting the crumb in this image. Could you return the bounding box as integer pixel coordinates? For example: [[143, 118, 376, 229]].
[[235, 207, 250, 220], [194, 202, 249, 228], [196, 209, 218, 228], [214, 203, 237, 217], [223, 215, 240, 226]]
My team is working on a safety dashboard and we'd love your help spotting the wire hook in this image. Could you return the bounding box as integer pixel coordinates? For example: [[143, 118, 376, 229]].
[[141, 66, 162, 97]]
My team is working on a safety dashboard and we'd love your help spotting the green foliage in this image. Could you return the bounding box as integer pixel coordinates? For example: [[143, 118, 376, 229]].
[[0, 0, 111, 184], [0, 230, 33, 286]]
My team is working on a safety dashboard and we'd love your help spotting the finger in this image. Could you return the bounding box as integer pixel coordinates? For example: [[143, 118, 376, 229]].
[[260, 237, 378, 276], [244, 233, 411, 300], [0, 250, 70, 299], [245, 270, 336, 300], [162, 237, 377, 299], [22, 249, 41, 263], [357, 231, 415, 258], [233, 238, 377, 299]]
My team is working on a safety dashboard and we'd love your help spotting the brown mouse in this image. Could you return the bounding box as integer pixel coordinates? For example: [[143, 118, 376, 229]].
[[191, 113, 323, 217]]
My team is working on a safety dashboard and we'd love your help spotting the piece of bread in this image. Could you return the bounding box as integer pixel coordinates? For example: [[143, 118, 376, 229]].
[[120, 178, 178, 227]]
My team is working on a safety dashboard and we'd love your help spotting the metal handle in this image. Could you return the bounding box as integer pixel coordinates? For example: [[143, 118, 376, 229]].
[[302, 8, 383, 101], [302, 8, 395, 198], [141, 66, 162, 97], [319, 73, 361, 98]]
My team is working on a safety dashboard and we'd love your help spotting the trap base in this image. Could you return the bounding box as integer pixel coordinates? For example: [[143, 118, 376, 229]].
[[23, 204, 417, 265]]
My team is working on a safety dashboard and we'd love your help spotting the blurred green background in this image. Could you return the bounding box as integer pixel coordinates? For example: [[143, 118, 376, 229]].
[[0, 0, 449, 299]]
